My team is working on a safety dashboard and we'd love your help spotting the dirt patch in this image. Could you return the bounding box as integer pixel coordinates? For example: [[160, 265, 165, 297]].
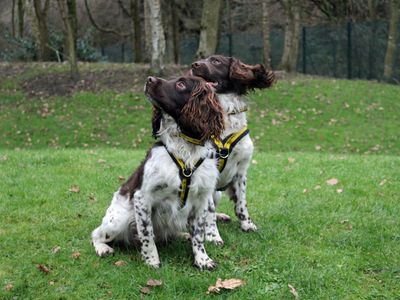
[[0, 63, 187, 98]]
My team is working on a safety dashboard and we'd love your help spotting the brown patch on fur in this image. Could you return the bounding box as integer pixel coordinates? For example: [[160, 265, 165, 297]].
[[119, 143, 162, 198], [179, 81, 224, 141]]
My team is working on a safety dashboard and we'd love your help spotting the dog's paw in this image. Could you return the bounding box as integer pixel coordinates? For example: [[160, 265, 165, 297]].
[[194, 258, 217, 270], [206, 235, 224, 246], [94, 243, 115, 257], [241, 220, 258, 232], [216, 213, 231, 222]]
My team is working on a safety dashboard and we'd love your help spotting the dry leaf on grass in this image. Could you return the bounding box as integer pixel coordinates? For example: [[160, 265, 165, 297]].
[[140, 287, 151, 294], [288, 157, 296, 164], [98, 159, 106, 164], [288, 284, 299, 299], [49, 281, 55, 285], [326, 178, 339, 186], [147, 279, 162, 286], [118, 176, 126, 182], [315, 145, 322, 151], [37, 264, 50, 274], [52, 246, 61, 253], [114, 260, 126, 267], [0, 155, 8, 161], [71, 251, 81, 259], [4, 283, 13, 291], [206, 278, 245, 294], [251, 160, 258, 165], [303, 189, 308, 193], [314, 185, 321, 190], [336, 188, 343, 193], [379, 179, 387, 186], [68, 185, 80, 193]]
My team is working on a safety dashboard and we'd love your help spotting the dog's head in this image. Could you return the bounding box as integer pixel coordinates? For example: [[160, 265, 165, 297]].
[[145, 76, 224, 142], [191, 55, 276, 95]]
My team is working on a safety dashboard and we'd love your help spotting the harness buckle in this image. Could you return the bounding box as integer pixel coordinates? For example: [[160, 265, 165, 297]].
[[182, 168, 193, 178], [219, 148, 229, 159]]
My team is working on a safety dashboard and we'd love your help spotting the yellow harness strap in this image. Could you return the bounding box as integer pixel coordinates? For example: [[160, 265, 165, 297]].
[[212, 126, 249, 173], [165, 146, 205, 208], [179, 133, 204, 146]]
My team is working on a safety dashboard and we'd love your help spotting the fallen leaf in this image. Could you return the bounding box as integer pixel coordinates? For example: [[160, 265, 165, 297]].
[[379, 179, 387, 186], [147, 279, 162, 287], [71, 251, 81, 259], [288, 284, 299, 299], [314, 185, 321, 190], [326, 178, 339, 186], [118, 176, 125, 182], [52, 246, 61, 253], [303, 189, 308, 193], [206, 278, 245, 294], [114, 260, 126, 267], [37, 264, 50, 274], [88, 194, 97, 202], [347, 223, 353, 230], [98, 159, 106, 164], [68, 185, 80, 193], [336, 188, 343, 193], [288, 157, 296, 164], [140, 287, 151, 294], [251, 160, 258, 165], [4, 283, 13, 291], [315, 145, 322, 151], [0, 155, 7, 161], [49, 281, 55, 285]]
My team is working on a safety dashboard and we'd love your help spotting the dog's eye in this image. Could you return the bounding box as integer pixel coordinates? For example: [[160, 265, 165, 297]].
[[176, 81, 186, 90], [211, 59, 221, 65]]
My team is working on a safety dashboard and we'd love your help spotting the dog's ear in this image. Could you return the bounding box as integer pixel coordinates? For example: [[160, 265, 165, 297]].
[[230, 59, 276, 91], [180, 82, 224, 142], [151, 106, 163, 138]]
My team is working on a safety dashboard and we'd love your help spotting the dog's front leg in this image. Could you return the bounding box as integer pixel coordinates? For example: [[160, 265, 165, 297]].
[[229, 173, 257, 232], [189, 206, 217, 270], [134, 191, 160, 268], [204, 196, 224, 246]]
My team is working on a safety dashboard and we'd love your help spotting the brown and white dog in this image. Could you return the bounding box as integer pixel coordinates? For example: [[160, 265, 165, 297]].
[[191, 55, 275, 243], [91, 76, 224, 269]]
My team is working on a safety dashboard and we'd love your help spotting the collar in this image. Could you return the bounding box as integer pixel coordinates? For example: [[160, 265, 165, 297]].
[[179, 132, 204, 146]]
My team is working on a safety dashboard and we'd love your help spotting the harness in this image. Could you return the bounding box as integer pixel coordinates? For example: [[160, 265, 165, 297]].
[[212, 126, 249, 173], [165, 146, 205, 209]]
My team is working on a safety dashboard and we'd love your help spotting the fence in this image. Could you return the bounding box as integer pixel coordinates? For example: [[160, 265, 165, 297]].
[[98, 21, 400, 82]]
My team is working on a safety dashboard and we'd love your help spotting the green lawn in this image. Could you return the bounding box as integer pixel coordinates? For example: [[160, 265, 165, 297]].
[[1, 65, 399, 299]]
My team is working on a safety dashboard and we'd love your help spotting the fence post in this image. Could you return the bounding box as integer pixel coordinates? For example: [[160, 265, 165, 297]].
[[302, 26, 306, 74], [347, 21, 352, 79]]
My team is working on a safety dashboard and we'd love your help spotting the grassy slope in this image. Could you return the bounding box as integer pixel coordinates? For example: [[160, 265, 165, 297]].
[[1, 69, 400, 298], [0, 149, 399, 299]]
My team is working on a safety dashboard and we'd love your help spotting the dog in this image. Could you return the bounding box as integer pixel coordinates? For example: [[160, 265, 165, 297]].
[[191, 55, 275, 242], [91, 75, 224, 269]]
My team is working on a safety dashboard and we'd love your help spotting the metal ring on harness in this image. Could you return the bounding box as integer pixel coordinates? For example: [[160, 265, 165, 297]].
[[219, 148, 229, 159], [182, 168, 192, 177]]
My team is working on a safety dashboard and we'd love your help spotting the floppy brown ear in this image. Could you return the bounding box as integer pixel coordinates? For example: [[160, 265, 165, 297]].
[[229, 59, 257, 83], [230, 59, 276, 89], [151, 106, 163, 138], [180, 82, 224, 142]]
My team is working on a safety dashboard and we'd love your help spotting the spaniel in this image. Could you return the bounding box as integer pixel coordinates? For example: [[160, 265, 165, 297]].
[[191, 55, 275, 242], [91, 76, 224, 270]]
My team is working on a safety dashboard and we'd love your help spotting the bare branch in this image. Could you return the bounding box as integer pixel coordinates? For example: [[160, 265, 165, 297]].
[[84, 0, 131, 37]]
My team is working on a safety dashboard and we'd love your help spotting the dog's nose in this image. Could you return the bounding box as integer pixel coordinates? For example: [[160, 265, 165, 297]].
[[147, 76, 156, 84], [191, 62, 201, 69]]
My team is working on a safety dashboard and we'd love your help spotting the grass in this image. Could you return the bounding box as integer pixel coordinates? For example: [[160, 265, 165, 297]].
[[1, 64, 400, 298]]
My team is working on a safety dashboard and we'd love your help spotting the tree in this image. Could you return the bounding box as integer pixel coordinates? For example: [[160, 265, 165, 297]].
[[33, 0, 51, 61], [12, 0, 16, 37], [57, 0, 79, 81], [146, 0, 166, 74], [383, 0, 399, 81], [196, 0, 224, 59], [280, 0, 301, 73], [17, 0, 24, 37], [262, 0, 272, 68]]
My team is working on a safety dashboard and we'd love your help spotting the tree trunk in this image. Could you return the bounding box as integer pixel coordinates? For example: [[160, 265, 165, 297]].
[[17, 0, 24, 37], [146, 0, 166, 74], [367, 0, 377, 79], [163, 0, 176, 64], [12, 0, 16, 37], [33, 0, 51, 61], [383, 0, 399, 81], [144, 0, 152, 63], [262, 0, 271, 68], [196, 0, 223, 59], [280, 0, 301, 73], [131, 0, 142, 62], [172, 7, 179, 64], [57, 0, 79, 81]]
